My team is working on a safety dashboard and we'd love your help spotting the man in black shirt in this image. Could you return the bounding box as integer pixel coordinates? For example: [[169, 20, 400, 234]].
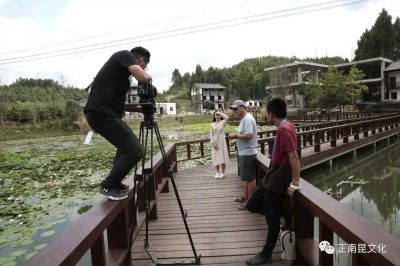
[[85, 46, 152, 200]]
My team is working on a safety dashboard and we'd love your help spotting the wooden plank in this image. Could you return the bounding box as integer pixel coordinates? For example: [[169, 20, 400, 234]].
[[130, 163, 292, 266]]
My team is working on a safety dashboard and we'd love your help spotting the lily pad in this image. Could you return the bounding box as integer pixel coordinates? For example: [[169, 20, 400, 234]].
[[19, 238, 34, 246], [6, 232, 23, 242], [34, 243, 47, 250], [10, 250, 26, 257], [2, 260, 17, 266], [24, 251, 38, 261], [40, 230, 55, 237]]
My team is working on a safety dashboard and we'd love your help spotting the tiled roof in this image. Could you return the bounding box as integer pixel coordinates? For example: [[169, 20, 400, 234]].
[[384, 61, 400, 72], [194, 83, 226, 89]]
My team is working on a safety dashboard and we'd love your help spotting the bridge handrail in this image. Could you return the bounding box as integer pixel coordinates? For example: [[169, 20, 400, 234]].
[[255, 152, 400, 265], [28, 143, 177, 266], [258, 114, 400, 157]]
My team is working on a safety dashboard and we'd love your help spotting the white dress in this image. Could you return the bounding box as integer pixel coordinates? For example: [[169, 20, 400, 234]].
[[210, 114, 230, 166]]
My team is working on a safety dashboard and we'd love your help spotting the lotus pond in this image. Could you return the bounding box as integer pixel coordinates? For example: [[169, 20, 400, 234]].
[[0, 131, 216, 265]]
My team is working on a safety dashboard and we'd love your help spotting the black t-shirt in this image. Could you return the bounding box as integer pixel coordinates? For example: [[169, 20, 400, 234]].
[[85, 50, 136, 117]]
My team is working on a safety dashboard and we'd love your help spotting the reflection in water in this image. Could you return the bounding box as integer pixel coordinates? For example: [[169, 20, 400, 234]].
[[303, 141, 400, 239]]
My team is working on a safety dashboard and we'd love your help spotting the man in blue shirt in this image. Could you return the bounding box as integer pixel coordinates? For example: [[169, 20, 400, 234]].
[[230, 100, 258, 209]]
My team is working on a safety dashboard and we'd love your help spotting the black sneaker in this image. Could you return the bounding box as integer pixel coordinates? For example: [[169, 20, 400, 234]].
[[246, 253, 271, 265], [98, 186, 128, 201], [118, 183, 130, 193]]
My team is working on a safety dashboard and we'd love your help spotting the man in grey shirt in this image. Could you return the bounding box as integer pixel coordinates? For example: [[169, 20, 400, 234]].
[[230, 100, 257, 210]]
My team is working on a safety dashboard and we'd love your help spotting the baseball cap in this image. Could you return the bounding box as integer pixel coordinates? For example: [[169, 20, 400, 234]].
[[230, 99, 245, 109]]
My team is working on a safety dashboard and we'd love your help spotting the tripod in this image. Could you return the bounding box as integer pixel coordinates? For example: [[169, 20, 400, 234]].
[[127, 106, 201, 266]]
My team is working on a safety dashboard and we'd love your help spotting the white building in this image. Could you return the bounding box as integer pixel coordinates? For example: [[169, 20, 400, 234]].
[[245, 100, 262, 111], [157, 103, 176, 116], [384, 62, 400, 100], [191, 83, 226, 112]]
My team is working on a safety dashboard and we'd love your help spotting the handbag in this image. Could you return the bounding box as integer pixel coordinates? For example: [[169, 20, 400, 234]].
[[279, 196, 296, 260]]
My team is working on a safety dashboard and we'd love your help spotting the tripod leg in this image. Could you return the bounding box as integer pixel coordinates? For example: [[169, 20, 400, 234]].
[[127, 121, 146, 264], [153, 122, 201, 264], [143, 126, 151, 248]]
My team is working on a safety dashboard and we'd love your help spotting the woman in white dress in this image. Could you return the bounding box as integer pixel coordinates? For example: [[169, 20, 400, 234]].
[[210, 111, 230, 178]]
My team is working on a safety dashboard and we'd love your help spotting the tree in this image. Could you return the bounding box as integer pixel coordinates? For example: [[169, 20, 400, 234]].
[[171, 68, 182, 88], [305, 66, 367, 112], [393, 17, 400, 60], [345, 66, 368, 103], [193, 64, 204, 83], [354, 9, 398, 60]]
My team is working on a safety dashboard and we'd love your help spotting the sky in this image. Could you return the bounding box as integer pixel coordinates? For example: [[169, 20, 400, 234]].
[[0, 0, 399, 92]]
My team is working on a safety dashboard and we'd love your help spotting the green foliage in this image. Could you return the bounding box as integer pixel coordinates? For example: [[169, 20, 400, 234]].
[[0, 78, 87, 126], [355, 9, 400, 60], [346, 66, 368, 102], [64, 99, 82, 127], [304, 66, 367, 111]]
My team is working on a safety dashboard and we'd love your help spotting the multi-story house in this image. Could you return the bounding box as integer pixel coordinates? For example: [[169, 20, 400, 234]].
[[191, 83, 226, 112], [264, 57, 399, 108]]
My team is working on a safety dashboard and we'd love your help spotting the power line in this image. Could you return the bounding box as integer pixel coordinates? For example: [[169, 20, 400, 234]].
[[0, 0, 371, 65]]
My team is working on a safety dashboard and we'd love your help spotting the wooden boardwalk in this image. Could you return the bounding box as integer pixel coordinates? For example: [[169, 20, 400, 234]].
[[131, 160, 292, 266]]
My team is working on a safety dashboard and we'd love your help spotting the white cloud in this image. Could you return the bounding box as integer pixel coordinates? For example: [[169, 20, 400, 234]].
[[0, 0, 399, 91]]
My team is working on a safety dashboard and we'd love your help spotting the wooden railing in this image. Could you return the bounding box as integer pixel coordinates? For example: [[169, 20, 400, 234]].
[[228, 112, 396, 126], [287, 112, 394, 122], [255, 151, 400, 266], [28, 114, 400, 266], [258, 115, 400, 159], [28, 144, 177, 266]]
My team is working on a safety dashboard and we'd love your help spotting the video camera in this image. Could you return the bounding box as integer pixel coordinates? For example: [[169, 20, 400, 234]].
[[128, 81, 158, 119], [130, 81, 157, 102]]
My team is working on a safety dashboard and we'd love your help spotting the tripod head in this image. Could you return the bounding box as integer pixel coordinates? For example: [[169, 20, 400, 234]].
[[140, 101, 157, 125]]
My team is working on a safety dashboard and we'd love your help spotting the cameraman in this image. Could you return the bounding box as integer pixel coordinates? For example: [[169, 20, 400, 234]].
[[85, 46, 152, 200]]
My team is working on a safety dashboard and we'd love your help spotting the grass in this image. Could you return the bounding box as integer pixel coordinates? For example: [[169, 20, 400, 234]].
[[0, 123, 79, 142]]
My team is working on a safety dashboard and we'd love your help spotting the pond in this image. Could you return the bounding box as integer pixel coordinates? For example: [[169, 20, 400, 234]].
[[0, 131, 210, 266], [302, 139, 400, 265]]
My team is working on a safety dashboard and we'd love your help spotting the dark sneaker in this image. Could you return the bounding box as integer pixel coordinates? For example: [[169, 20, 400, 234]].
[[98, 186, 128, 201], [118, 183, 130, 193], [246, 254, 272, 265]]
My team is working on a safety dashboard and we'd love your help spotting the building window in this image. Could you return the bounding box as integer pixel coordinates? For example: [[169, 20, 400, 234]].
[[202, 96, 206, 100], [210, 96, 215, 102], [390, 77, 396, 89], [218, 95, 222, 100], [170, 107, 174, 111], [391, 92, 397, 99]]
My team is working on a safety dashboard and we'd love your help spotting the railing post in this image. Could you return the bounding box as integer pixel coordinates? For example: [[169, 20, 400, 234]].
[[319, 220, 333, 266], [314, 131, 320, 152], [260, 142, 266, 155], [294, 197, 314, 265], [354, 124, 359, 140], [343, 126, 349, 143], [149, 173, 158, 220], [186, 144, 191, 159], [107, 208, 129, 249], [330, 129, 337, 147], [91, 235, 106, 266], [297, 137, 302, 158]]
